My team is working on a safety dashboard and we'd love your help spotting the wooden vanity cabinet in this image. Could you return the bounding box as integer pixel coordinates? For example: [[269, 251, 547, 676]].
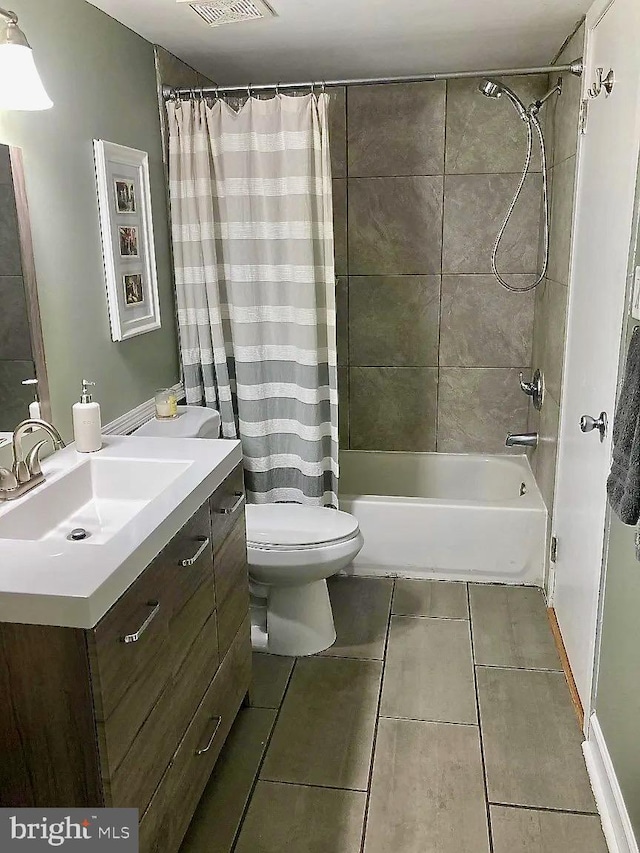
[[0, 462, 251, 853]]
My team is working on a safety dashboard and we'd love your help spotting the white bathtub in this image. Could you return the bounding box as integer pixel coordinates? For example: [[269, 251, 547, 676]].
[[339, 451, 548, 586]]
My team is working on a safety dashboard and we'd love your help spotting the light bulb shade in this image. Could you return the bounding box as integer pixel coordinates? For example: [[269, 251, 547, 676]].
[[0, 44, 52, 110]]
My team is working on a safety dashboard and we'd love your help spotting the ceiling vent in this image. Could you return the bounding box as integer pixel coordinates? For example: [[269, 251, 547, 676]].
[[178, 0, 276, 27]]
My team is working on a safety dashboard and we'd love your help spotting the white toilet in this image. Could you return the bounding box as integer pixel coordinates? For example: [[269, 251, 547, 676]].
[[134, 405, 363, 657], [246, 504, 363, 657]]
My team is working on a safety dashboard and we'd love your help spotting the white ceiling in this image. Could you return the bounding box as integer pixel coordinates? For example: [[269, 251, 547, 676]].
[[87, 0, 589, 86]]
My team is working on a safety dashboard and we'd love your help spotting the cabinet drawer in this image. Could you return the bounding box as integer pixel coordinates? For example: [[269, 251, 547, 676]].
[[172, 610, 219, 743], [106, 679, 177, 813], [209, 463, 245, 553], [89, 555, 170, 721], [139, 616, 252, 853], [162, 501, 214, 616], [214, 515, 250, 658]]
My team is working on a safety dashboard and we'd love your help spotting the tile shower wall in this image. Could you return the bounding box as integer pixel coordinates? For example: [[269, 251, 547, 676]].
[[528, 22, 586, 515], [0, 144, 35, 431], [331, 75, 548, 452]]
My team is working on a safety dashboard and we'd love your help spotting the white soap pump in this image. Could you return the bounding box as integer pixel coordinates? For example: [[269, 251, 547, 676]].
[[73, 379, 102, 453]]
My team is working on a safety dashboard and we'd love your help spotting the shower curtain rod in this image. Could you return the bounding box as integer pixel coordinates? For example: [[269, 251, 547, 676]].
[[162, 58, 583, 99]]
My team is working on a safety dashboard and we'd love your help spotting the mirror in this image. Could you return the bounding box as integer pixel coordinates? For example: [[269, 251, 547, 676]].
[[0, 144, 50, 432]]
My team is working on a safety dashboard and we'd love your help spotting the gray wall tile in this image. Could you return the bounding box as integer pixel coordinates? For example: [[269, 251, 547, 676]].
[[336, 276, 348, 366], [328, 87, 347, 178], [546, 25, 585, 167], [350, 367, 438, 451], [530, 391, 561, 513], [350, 275, 440, 366], [364, 718, 490, 853], [547, 156, 577, 286], [443, 174, 542, 274], [348, 81, 445, 177], [438, 368, 529, 453], [348, 176, 443, 274], [440, 275, 534, 367], [0, 184, 22, 276], [155, 45, 201, 89], [0, 276, 32, 361], [338, 366, 349, 448], [445, 76, 548, 174], [531, 278, 568, 402], [0, 359, 36, 431], [0, 144, 11, 184], [333, 178, 347, 275]]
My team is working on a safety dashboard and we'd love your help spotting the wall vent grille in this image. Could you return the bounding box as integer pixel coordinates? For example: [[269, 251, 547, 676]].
[[178, 0, 276, 27]]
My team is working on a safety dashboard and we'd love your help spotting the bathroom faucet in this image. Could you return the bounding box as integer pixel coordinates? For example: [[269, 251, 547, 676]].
[[505, 432, 538, 449], [0, 418, 66, 501]]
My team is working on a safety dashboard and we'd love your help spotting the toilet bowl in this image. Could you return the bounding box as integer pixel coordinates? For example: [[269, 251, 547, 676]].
[[134, 407, 363, 657], [246, 504, 363, 657]]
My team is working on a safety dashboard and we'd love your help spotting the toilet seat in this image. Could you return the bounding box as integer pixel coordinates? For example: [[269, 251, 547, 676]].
[[245, 504, 360, 551]]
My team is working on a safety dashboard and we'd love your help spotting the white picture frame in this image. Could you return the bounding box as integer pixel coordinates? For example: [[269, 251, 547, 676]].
[[93, 140, 161, 341]]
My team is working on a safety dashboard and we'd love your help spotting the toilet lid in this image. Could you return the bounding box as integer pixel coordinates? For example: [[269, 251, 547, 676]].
[[245, 504, 359, 548]]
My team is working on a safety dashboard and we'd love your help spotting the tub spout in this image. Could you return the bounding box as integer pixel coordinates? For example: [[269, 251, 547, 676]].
[[506, 432, 538, 448]]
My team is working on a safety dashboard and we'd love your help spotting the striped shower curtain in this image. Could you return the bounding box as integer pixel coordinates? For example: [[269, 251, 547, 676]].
[[167, 94, 338, 506]]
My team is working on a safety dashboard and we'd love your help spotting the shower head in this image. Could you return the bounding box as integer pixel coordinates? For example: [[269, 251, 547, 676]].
[[478, 79, 528, 120], [478, 80, 501, 99]]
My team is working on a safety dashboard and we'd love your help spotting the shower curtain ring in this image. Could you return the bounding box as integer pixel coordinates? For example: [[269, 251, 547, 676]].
[[215, 85, 219, 100], [310, 81, 315, 95], [276, 82, 280, 96], [247, 83, 252, 99], [321, 81, 326, 94]]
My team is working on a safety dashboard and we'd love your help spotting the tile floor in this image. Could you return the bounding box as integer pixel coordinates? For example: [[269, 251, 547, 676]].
[[181, 578, 608, 853]]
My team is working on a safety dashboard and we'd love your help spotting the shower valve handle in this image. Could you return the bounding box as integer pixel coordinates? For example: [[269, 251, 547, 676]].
[[518, 370, 544, 411]]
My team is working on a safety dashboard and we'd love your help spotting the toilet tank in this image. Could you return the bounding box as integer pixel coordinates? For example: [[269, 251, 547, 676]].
[[134, 405, 221, 439]]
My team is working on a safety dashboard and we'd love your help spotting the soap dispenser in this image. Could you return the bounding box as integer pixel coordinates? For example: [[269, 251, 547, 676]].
[[73, 380, 102, 453]]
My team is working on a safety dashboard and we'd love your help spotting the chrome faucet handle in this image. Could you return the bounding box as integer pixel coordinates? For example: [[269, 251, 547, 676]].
[[0, 467, 18, 491], [518, 369, 544, 411], [25, 440, 48, 477]]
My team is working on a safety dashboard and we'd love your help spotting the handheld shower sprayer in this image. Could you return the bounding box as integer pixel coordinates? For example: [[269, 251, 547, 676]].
[[477, 77, 563, 292]]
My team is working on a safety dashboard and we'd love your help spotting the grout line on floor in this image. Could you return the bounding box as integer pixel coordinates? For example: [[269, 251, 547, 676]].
[[467, 582, 495, 853], [316, 653, 384, 662], [475, 664, 566, 674], [230, 656, 298, 852], [256, 778, 368, 794], [389, 613, 470, 621], [489, 801, 601, 817], [378, 715, 479, 727], [358, 578, 396, 853]]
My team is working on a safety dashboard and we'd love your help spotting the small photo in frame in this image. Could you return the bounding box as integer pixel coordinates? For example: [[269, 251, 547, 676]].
[[118, 225, 139, 257], [115, 179, 136, 213], [123, 273, 144, 307]]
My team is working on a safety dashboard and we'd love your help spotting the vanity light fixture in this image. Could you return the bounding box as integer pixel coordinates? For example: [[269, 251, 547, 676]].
[[0, 7, 52, 110]]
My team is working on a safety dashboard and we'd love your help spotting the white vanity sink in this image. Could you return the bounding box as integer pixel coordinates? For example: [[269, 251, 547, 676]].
[[0, 456, 192, 543], [0, 434, 243, 628]]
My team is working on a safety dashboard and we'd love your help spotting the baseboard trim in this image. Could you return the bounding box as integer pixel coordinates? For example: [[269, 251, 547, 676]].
[[102, 382, 184, 436], [547, 607, 584, 730], [583, 713, 638, 853]]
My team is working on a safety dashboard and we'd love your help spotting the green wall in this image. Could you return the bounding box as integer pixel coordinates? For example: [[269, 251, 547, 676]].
[[597, 503, 640, 838], [0, 0, 180, 438]]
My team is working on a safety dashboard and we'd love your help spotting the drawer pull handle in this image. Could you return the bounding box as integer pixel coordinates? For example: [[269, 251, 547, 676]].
[[196, 716, 222, 755], [179, 537, 210, 567], [214, 493, 245, 515], [122, 601, 160, 644]]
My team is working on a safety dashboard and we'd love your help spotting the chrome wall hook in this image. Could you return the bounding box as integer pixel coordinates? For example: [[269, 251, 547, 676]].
[[587, 67, 615, 99]]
